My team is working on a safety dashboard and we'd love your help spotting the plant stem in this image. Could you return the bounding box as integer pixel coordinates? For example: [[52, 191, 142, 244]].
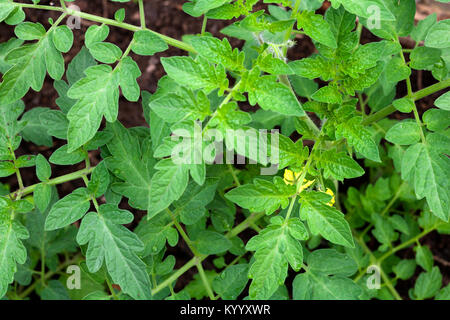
[[378, 224, 442, 263], [354, 236, 402, 300], [361, 79, 450, 126], [150, 211, 266, 296], [15, 2, 196, 53], [196, 261, 215, 300], [138, 0, 146, 28], [166, 209, 200, 256], [228, 164, 241, 187], [18, 254, 82, 299], [201, 15, 208, 35], [8, 167, 95, 200], [152, 257, 199, 295], [106, 277, 119, 300], [398, 39, 426, 143]]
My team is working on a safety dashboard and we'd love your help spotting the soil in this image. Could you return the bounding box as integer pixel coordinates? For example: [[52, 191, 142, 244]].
[[0, 0, 449, 300]]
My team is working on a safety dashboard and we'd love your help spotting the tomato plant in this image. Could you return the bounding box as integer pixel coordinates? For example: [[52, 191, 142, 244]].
[[0, 0, 449, 301]]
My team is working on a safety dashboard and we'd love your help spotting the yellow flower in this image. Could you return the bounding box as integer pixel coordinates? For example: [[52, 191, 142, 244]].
[[324, 188, 335, 207], [283, 169, 300, 185], [283, 169, 315, 192]]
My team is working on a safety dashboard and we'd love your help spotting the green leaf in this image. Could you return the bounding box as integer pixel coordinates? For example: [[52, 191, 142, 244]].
[[36, 154, 51, 181], [213, 264, 249, 300], [21, 107, 53, 147], [85, 24, 109, 47], [147, 159, 189, 219], [34, 183, 52, 213], [311, 85, 342, 104], [0, 218, 29, 298], [411, 13, 436, 42], [194, 0, 230, 14], [336, 117, 381, 162], [66, 64, 120, 151], [297, 11, 337, 48], [289, 56, 333, 80], [161, 56, 228, 94], [149, 88, 211, 124], [385, 57, 411, 83], [435, 285, 450, 300], [423, 109, 450, 132], [135, 213, 178, 256], [410, 47, 442, 71], [246, 222, 304, 299], [225, 177, 296, 215], [413, 267, 442, 300], [194, 230, 231, 255], [105, 122, 156, 213], [271, 134, 309, 170], [371, 213, 397, 248], [246, 75, 305, 117], [0, 2, 17, 23], [0, 38, 23, 74], [88, 42, 122, 64], [415, 245, 434, 272], [307, 249, 358, 277], [52, 26, 73, 53], [330, 0, 395, 21], [425, 20, 450, 49], [292, 272, 362, 300], [88, 161, 110, 198], [393, 97, 415, 113], [77, 204, 152, 300], [435, 92, 450, 111], [14, 22, 46, 41], [131, 30, 168, 56], [385, 120, 421, 145], [45, 188, 91, 231], [300, 194, 355, 248], [393, 260, 416, 280], [40, 280, 70, 300], [173, 178, 218, 225], [401, 143, 450, 221], [191, 36, 245, 71], [114, 9, 126, 22], [316, 150, 365, 181], [118, 56, 142, 102]]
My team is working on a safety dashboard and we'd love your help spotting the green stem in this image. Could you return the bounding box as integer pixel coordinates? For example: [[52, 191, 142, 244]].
[[201, 15, 208, 35], [361, 79, 450, 126], [106, 277, 119, 300], [9, 167, 95, 200], [228, 164, 241, 187], [355, 236, 402, 300], [138, 0, 146, 28], [284, 136, 321, 222], [398, 39, 426, 144], [59, 0, 67, 10], [196, 261, 215, 300], [166, 209, 200, 256], [152, 257, 199, 295], [150, 210, 266, 295], [15, 2, 196, 53], [18, 254, 82, 299], [378, 225, 442, 263]]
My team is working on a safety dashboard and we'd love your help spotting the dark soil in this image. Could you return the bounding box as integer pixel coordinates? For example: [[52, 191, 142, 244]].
[[0, 0, 449, 300]]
